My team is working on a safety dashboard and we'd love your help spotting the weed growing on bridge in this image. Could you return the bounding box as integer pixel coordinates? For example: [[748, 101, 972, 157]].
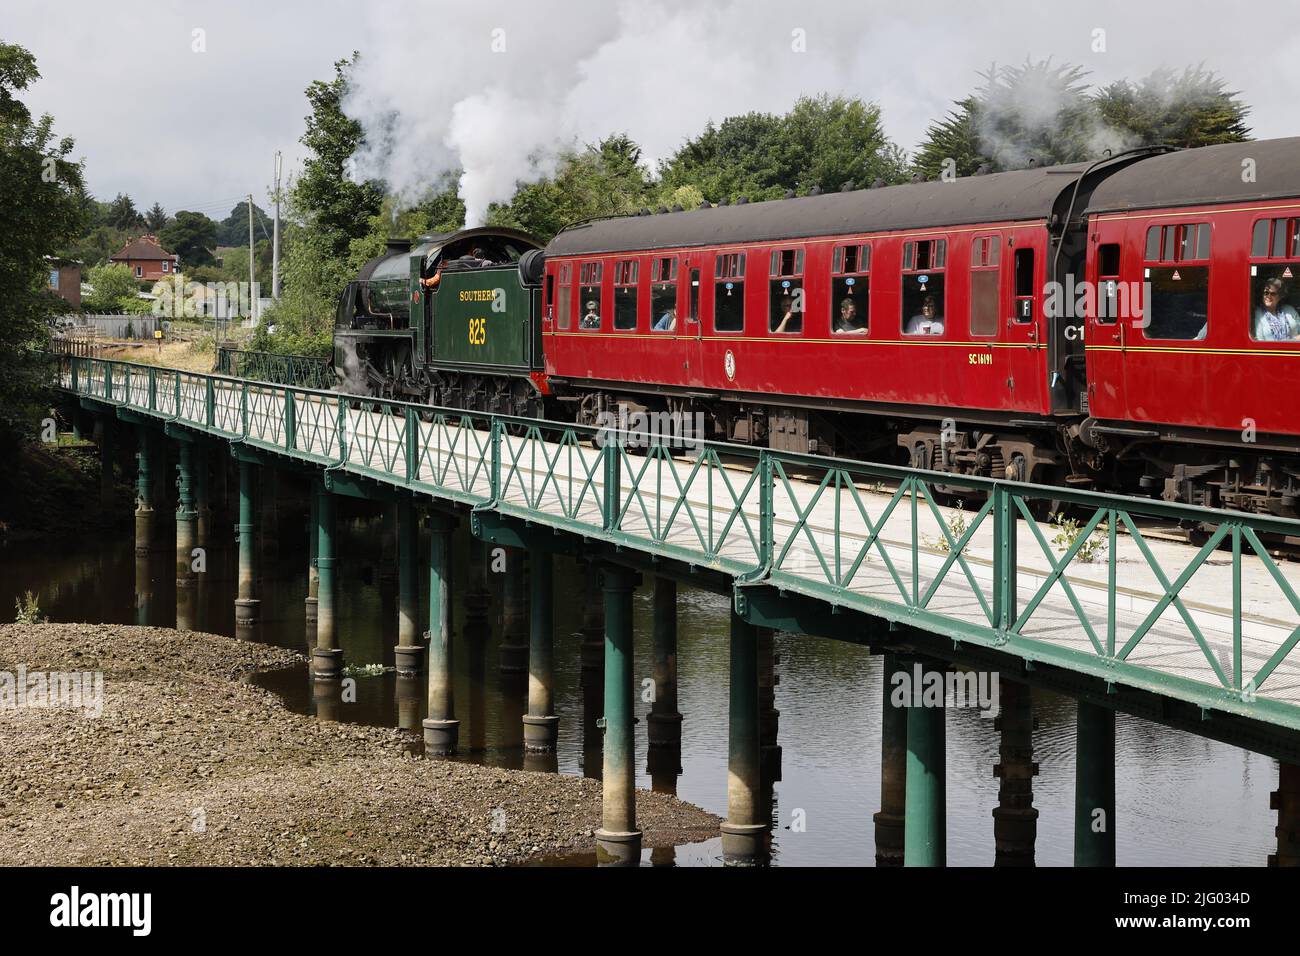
[[926, 500, 971, 554], [1050, 512, 1108, 563]]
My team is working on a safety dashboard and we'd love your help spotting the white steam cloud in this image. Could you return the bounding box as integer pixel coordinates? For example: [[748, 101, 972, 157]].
[[340, 0, 1257, 225]]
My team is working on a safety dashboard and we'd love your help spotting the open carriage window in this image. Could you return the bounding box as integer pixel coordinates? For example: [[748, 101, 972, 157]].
[[1249, 218, 1300, 342], [578, 261, 603, 330], [902, 238, 946, 335], [613, 259, 639, 331], [768, 247, 804, 333], [831, 243, 869, 334], [714, 252, 746, 333], [651, 256, 677, 332]]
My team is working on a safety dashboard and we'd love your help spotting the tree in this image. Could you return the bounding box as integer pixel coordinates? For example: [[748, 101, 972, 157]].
[[216, 199, 270, 248], [144, 202, 167, 231], [83, 263, 141, 312], [104, 192, 144, 231], [1095, 66, 1250, 148], [160, 210, 217, 267], [0, 39, 87, 444]]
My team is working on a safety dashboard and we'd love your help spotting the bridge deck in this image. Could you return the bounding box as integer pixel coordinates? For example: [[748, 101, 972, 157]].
[[63, 358, 1300, 729]]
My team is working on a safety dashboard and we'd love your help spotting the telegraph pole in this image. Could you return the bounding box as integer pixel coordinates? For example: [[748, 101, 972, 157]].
[[247, 192, 257, 323], [272, 151, 282, 301]]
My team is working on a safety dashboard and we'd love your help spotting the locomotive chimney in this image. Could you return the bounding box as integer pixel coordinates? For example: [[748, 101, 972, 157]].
[[386, 238, 413, 255]]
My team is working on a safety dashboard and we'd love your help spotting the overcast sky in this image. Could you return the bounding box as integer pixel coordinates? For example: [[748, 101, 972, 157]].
[[7, 0, 1300, 221]]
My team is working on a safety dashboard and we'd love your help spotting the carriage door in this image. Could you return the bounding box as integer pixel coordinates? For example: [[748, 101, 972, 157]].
[[1003, 241, 1044, 409]]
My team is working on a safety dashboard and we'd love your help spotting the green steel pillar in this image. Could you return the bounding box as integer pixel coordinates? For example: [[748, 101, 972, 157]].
[[646, 576, 682, 784], [259, 466, 279, 565], [305, 485, 319, 640], [874, 652, 908, 866], [595, 564, 641, 866], [1272, 762, 1300, 867], [904, 657, 946, 867], [722, 609, 768, 865], [993, 678, 1039, 866], [233, 460, 260, 628], [71, 409, 82, 443], [175, 440, 197, 632], [523, 547, 558, 752], [313, 483, 342, 679], [422, 509, 459, 755], [379, 503, 398, 588], [579, 558, 605, 779], [134, 426, 155, 556], [499, 546, 529, 674], [394, 496, 424, 675], [1074, 700, 1116, 867]]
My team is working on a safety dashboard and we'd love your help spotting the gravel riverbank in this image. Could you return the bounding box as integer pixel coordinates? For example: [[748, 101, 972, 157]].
[[0, 623, 719, 865]]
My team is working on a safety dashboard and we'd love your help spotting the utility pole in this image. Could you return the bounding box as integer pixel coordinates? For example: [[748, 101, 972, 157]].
[[272, 151, 282, 301], [247, 192, 257, 323]]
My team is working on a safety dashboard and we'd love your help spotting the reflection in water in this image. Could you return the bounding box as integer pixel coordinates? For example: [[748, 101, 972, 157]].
[[1, 496, 1282, 867]]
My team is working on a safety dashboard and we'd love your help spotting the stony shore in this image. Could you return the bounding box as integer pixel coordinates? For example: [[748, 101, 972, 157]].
[[0, 623, 718, 865]]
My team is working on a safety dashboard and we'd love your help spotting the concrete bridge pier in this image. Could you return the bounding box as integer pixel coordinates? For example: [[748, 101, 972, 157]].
[[193, 442, 211, 549], [395, 673, 423, 735], [646, 577, 682, 785], [422, 510, 459, 756], [1074, 700, 1116, 866], [522, 547, 559, 753], [874, 652, 908, 866], [498, 547, 529, 674], [904, 656, 947, 867], [134, 550, 154, 627], [305, 487, 319, 642], [233, 459, 260, 629], [721, 610, 768, 865], [312, 484, 343, 679], [993, 678, 1039, 866], [1273, 762, 1300, 866], [394, 496, 425, 676], [175, 439, 198, 632], [379, 504, 398, 589], [134, 426, 155, 556], [595, 564, 641, 866]]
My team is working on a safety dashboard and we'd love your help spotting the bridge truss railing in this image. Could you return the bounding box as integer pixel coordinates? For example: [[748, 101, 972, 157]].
[[57, 354, 1300, 731], [213, 347, 336, 390]]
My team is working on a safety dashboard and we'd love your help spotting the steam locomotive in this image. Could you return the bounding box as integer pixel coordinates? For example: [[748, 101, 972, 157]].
[[334, 137, 1300, 517]]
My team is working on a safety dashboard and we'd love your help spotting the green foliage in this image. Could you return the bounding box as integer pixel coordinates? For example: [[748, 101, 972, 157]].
[[13, 590, 42, 624], [1050, 512, 1108, 564], [104, 192, 144, 231], [144, 202, 167, 232], [659, 95, 907, 202], [0, 40, 87, 445], [215, 199, 270, 248], [83, 263, 140, 311], [913, 60, 1251, 179], [160, 210, 218, 267], [1094, 66, 1251, 148]]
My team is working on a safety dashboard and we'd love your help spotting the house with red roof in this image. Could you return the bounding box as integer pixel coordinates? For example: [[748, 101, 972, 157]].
[[110, 234, 179, 281]]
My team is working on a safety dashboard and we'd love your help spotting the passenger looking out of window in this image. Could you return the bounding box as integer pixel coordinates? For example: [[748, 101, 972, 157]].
[[653, 306, 676, 332], [905, 295, 944, 335], [834, 297, 865, 333], [772, 295, 802, 333], [1254, 278, 1300, 341], [581, 300, 600, 329]]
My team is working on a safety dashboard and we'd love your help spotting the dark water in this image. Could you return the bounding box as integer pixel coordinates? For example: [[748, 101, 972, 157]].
[[0, 500, 1279, 866]]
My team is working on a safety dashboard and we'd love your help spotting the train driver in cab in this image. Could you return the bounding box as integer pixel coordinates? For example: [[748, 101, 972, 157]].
[[905, 295, 944, 335], [1254, 277, 1300, 341]]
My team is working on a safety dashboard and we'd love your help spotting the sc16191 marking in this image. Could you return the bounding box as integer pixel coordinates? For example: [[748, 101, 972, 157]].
[[969, 352, 993, 365]]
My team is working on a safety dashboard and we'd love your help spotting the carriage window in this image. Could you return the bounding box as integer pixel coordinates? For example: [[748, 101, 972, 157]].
[[1013, 248, 1035, 322], [969, 235, 1000, 336], [688, 268, 701, 323], [1144, 224, 1210, 340], [1096, 243, 1121, 323], [902, 239, 947, 335], [579, 262, 603, 330], [555, 264, 572, 330], [650, 256, 677, 332], [769, 247, 804, 333], [831, 243, 870, 334], [1248, 219, 1300, 342], [714, 252, 746, 332], [613, 259, 638, 330]]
